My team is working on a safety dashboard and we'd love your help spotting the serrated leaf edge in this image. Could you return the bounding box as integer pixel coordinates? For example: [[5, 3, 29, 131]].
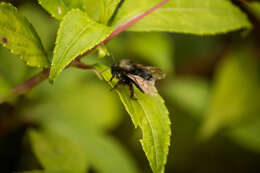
[[50, 9, 113, 82], [0, 2, 49, 68]]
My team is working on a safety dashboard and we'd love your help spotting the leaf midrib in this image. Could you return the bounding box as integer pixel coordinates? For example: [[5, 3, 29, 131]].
[[55, 20, 95, 71], [138, 99, 160, 171]]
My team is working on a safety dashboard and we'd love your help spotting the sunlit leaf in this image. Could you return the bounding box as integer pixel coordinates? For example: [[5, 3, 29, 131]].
[[49, 9, 113, 83], [95, 64, 171, 173], [29, 129, 88, 172], [200, 49, 260, 139], [113, 0, 251, 35], [0, 2, 49, 68], [38, 0, 121, 23]]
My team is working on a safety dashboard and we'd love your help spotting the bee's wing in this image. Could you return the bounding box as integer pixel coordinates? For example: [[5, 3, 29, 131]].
[[127, 74, 157, 96], [136, 65, 166, 80]]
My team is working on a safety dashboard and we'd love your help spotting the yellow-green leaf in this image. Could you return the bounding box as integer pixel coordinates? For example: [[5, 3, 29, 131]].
[[49, 9, 113, 83], [95, 64, 171, 173], [38, 0, 121, 23], [113, 0, 251, 35], [0, 2, 49, 68]]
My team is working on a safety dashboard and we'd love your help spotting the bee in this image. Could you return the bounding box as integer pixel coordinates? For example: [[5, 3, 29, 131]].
[[110, 59, 166, 99]]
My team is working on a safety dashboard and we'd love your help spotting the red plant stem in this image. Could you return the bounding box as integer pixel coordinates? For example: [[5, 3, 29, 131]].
[[104, 0, 169, 43], [13, 69, 50, 95], [0, 0, 169, 104], [0, 69, 49, 104]]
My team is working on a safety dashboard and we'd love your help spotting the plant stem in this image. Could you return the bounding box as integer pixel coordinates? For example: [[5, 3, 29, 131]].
[[0, 0, 169, 104], [71, 61, 102, 79], [0, 69, 49, 104], [104, 0, 169, 43]]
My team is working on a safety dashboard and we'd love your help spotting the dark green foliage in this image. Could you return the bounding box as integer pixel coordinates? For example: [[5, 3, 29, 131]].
[[1, 1, 260, 173]]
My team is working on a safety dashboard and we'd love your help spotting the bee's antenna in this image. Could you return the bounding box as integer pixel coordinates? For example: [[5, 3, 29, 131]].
[[110, 51, 116, 63]]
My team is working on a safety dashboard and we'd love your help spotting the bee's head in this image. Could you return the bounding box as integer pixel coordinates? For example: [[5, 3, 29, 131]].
[[110, 62, 120, 76]]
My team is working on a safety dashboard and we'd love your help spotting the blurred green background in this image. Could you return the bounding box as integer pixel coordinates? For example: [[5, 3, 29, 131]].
[[1, 0, 260, 173]]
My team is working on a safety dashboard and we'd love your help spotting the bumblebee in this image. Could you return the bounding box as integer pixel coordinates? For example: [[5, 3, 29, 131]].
[[110, 59, 166, 98]]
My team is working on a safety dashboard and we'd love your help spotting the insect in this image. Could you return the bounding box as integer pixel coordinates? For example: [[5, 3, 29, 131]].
[[110, 59, 166, 99]]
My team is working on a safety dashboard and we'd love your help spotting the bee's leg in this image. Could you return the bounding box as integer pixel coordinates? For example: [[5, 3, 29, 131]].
[[110, 80, 122, 91], [129, 84, 137, 100]]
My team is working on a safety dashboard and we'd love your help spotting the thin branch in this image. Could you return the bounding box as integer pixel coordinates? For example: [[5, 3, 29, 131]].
[[0, 69, 49, 104], [71, 61, 102, 79], [0, 0, 169, 104]]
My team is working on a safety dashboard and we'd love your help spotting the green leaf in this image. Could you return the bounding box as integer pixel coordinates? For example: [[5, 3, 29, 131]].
[[24, 68, 138, 173], [95, 64, 171, 173], [45, 121, 140, 173], [38, 0, 121, 23], [199, 49, 260, 139], [38, 0, 85, 20], [19, 2, 59, 53], [113, 0, 251, 35], [99, 0, 121, 24], [0, 2, 49, 68], [49, 9, 113, 83], [28, 129, 88, 172]]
